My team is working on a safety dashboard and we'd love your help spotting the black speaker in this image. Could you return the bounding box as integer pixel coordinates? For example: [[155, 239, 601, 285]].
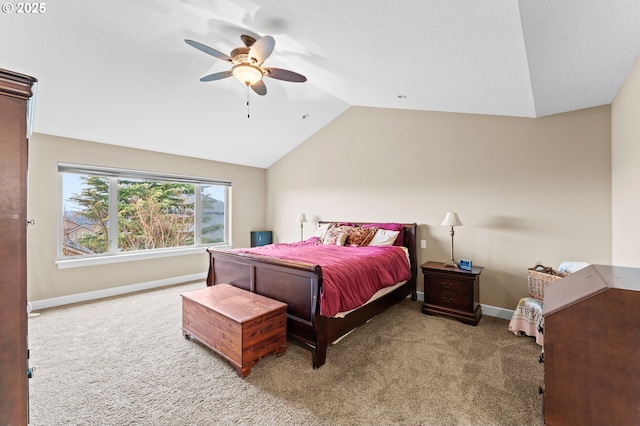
[[250, 231, 272, 247]]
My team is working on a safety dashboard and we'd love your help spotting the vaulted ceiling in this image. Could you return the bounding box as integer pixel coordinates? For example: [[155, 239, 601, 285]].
[[3, 0, 640, 168]]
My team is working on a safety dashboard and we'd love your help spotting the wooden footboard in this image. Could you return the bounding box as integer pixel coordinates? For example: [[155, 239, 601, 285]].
[[206, 248, 323, 357], [206, 222, 417, 368]]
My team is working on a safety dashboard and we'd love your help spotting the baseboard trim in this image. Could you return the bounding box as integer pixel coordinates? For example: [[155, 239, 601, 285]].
[[30, 272, 207, 311], [481, 304, 514, 320], [32, 281, 515, 318], [415, 291, 514, 320]]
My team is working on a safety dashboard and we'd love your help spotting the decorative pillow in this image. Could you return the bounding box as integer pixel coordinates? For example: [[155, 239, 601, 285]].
[[368, 229, 400, 247], [335, 232, 349, 246], [345, 226, 378, 247], [313, 223, 331, 240], [323, 224, 354, 245], [362, 223, 404, 246]]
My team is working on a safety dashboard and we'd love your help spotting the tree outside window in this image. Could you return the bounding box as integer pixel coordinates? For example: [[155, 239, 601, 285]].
[[61, 169, 228, 258]]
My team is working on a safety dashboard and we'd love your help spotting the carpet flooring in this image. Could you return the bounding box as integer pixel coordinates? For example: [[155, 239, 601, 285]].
[[28, 282, 543, 425]]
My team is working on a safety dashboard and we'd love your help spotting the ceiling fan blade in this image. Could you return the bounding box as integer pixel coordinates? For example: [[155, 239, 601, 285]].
[[200, 70, 233, 82], [251, 80, 267, 96], [263, 68, 307, 83], [249, 35, 275, 65], [240, 34, 256, 48], [185, 39, 231, 62]]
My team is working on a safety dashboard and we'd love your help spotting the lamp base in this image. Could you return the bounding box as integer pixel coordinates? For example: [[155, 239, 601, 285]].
[[443, 259, 458, 268]]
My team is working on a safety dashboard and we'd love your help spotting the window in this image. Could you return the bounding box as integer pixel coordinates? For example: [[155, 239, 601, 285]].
[[59, 163, 230, 260]]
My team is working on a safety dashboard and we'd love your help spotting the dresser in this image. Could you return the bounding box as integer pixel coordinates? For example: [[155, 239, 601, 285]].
[[0, 68, 38, 425], [421, 261, 483, 325], [542, 264, 640, 425]]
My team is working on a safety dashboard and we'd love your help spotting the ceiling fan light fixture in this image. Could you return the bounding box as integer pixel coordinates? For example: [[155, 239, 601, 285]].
[[232, 64, 263, 86], [186, 35, 306, 96]]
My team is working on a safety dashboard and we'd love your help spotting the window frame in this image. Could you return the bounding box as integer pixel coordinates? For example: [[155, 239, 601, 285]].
[[57, 163, 231, 268]]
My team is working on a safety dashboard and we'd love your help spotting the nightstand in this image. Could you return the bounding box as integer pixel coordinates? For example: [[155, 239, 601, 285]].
[[421, 261, 484, 326]]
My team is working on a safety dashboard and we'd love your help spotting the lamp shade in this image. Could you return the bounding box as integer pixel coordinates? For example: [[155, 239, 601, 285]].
[[441, 212, 463, 227], [296, 213, 307, 223]]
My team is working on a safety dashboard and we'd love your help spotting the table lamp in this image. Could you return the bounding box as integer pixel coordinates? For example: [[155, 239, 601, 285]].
[[296, 213, 307, 241], [441, 212, 463, 267]]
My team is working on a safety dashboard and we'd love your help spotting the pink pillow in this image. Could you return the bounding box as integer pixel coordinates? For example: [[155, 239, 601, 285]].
[[361, 223, 404, 246]]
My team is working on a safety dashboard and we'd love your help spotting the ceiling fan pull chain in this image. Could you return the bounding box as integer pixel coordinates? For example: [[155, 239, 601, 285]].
[[246, 85, 250, 118]]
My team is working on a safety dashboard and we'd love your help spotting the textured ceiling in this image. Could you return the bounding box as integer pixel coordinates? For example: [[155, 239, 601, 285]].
[[2, 0, 640, 168]]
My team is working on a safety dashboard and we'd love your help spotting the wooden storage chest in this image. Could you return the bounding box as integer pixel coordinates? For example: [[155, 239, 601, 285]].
[[182, 284, 287, 377]]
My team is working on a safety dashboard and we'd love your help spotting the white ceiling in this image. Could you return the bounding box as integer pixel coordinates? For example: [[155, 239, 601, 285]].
[[3, 0, 640, 168]]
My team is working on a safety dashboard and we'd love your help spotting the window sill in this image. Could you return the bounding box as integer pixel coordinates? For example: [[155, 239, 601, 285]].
[[56, 245, 231, 269]]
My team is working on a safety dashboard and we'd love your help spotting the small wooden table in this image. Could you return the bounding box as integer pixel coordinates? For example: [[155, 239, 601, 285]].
[[421, 261, 483, 325], [181, 284, 287, 377]]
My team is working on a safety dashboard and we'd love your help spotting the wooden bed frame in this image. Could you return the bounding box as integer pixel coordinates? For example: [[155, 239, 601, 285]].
[[206, 222, 418, 368]]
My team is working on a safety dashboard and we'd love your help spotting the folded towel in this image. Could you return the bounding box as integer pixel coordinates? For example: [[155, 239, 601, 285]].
[[558, 261, 590, 274]]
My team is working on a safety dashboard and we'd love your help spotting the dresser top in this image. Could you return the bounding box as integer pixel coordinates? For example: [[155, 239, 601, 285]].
[[420, 261, 483, 275], [543, 264, 640, 316]]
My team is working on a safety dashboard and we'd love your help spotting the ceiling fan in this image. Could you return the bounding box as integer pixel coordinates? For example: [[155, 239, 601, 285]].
[[184, 35, 307, 96]]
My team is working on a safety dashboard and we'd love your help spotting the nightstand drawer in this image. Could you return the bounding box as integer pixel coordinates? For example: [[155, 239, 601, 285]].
[[425, 289, 472, 312], [425, 276, 469, 298]]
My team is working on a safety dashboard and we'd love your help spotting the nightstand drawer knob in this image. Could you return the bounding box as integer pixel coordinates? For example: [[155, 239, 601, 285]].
[[440, 281, 452, 289]]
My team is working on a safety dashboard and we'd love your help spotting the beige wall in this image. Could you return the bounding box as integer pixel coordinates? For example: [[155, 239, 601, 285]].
[[266, 105, 612, 309], [27, 134, 266, 301], [612, 56, 640, 267], [27, 99, 620, 310]]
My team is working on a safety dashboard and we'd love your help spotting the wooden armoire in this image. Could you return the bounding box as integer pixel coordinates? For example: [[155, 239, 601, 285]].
[[0, 68, 37, 425], [542, 264, 640, 426]]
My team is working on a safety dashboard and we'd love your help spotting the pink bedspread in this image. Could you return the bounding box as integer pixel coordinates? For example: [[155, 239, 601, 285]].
[[235, 238, 411, 317]]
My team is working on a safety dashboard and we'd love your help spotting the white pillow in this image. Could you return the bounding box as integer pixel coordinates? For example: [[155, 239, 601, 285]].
[[336, 232, 348, 246], [313, 223, 331, 240], [368, 229, 400, 247]]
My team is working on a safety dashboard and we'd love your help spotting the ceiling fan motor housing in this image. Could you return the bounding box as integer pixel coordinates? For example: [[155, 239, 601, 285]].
[[230, 47, 251, 65]]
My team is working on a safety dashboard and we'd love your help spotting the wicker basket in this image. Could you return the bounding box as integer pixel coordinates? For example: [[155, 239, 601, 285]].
[[527, 265, 568, 300]]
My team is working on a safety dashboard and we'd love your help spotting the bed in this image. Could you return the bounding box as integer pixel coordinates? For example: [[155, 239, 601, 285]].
[[206, 221, 418, 368]]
